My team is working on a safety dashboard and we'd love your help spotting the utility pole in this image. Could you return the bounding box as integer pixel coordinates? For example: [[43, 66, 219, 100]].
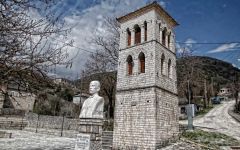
[[79, 73, 83, 113], [211, 77, 214, 96], [188, 80, 191, 104], [187, 79, 193, 130], [204, 79, 207, 108]]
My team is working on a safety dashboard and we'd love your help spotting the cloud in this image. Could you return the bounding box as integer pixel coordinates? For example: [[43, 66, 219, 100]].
[[49, 0, 148, 79], [159, 1, 166, 8], [185, 38, 197, 48], [222, 4, 227, 8], [33, 0, 168, 79], [208, 43, 240, 53], [176, 38, 196, 54]]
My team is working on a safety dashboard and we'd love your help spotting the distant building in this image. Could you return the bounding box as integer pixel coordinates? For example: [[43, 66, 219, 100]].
[[218, 87, 231, 100], [72, 93, 90, 105], [53, 78, 77, 90], [6, 84, 36, 112], [54, 78, 70, 85], [0, 83, 36, 112]]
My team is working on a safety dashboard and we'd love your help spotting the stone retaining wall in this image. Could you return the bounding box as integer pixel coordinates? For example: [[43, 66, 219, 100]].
[[25, 112, 79, 130], [0, 108, 26, 117]]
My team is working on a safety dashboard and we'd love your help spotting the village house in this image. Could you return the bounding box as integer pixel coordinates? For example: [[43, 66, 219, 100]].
[[0, 83, 36, 112], [218, 87, 232, 100], [72, 93, 90, 105]]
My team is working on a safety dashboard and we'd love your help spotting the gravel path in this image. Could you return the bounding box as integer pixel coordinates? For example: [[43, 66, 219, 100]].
[[181, 100, 240, 140], [0, 129, 76, 150]]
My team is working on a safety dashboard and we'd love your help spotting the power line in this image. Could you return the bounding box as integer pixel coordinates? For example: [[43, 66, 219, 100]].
[[51, 35, 240, 54], [176, 41, 240, 45]]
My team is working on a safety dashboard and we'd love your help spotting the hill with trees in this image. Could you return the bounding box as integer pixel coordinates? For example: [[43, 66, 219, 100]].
[[177, 56, 240, 99]]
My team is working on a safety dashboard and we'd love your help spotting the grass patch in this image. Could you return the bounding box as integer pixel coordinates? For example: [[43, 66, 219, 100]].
[[196, 104, 220, 117], [196, 106, 213, 116], [182, 129, 240, 149]]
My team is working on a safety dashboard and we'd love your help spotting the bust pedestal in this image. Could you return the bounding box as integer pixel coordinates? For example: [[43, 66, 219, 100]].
[[78, 118, 103, 149]]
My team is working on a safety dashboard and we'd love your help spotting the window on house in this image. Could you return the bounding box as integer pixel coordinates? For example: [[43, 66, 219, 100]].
[[139, 52, 145, 73], [127, 55, 133, 75], [127, 28, 131, 46], [161, 54, 165, 75], [162, 28, 167, 46], [134, 24, 141, 44], [144, 21, 147, 41], [168, 59, 172, 78]]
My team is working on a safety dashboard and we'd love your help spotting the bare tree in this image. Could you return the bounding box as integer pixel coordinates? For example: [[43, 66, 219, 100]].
[[81, 18, 120, 118], [0, 0, 74, 94], [229, 71, 240, 112], [177, 46, 209, 108]]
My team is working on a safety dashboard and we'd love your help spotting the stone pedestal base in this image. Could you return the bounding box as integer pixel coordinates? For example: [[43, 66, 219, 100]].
[[78, 118, 103, 149]]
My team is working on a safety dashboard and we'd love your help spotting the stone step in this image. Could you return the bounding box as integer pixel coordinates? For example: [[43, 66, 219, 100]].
[[102, 140, 113, 144], [102, 139, 113, 143], [102, 131, 113, 135], [102, 136, 113, 139], [102, 138, 113, 141], [102, 145, 113, 149], [102, 131, 113, 150]]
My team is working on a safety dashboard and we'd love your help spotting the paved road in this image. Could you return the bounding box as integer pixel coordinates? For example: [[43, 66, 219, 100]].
[[181, 100, 240, 140], [0, 129, 75, 150]]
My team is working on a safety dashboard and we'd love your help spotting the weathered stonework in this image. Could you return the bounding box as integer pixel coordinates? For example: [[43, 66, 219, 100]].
[[113, 2, 179, 149], [78, 118, 103, 149]]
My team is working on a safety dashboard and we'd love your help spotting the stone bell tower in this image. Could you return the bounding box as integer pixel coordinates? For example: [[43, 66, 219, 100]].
[[113, 2, 179, 149]]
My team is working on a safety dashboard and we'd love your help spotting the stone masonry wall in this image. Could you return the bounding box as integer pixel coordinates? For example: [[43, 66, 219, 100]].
[[155, 89, 179, 147], [113, 88, 157, 149], [25, 112, 79, 130]]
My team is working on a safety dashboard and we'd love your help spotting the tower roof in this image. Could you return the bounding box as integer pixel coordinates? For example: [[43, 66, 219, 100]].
[[116, 1, 179, 27]]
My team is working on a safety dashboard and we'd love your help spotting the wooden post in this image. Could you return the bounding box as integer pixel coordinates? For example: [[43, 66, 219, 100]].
[[60, 114, 65, 137], [35, 114, 39, 133]]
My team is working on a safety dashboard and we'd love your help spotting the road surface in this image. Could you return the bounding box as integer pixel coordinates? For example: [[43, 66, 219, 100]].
[[181, 100, 240, 140], [0, 129, 75, 150]]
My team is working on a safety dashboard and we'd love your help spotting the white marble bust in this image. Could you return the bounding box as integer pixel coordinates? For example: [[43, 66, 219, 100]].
[[79, 81, 104, 119]]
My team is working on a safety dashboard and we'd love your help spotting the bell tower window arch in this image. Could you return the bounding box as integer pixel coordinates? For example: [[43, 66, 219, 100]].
[[127, 28, 131, 46], [168, 59, 172, 78], [162, 28, 167, 46], [161, 53, 165, 75], [134, 24, 141, 44], [138, 52, 145, 73], [144, 21, 147, 42], [127, 55, 133, 75]]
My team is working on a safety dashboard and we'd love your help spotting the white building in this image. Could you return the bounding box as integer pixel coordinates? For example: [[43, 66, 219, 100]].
[[218, 87, 231, 100]]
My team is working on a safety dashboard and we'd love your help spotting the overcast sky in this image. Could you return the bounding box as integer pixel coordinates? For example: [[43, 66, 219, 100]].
[[45, 0, 240, 80]]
